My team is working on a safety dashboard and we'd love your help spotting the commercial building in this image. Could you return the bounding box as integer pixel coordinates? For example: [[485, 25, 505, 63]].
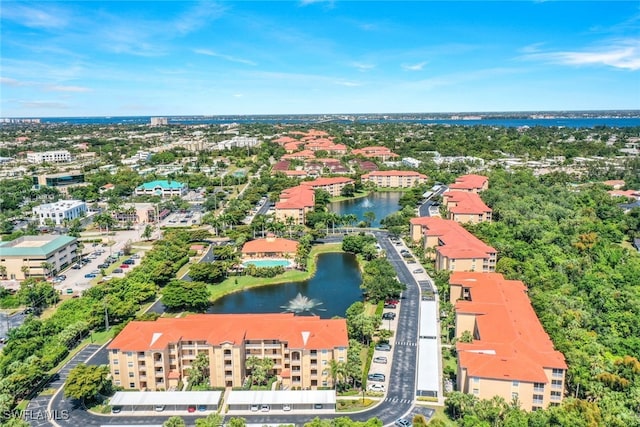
[[450, 272, 567, 411], [32, 200, 87, 226], [442, 191, 492, 224], [275, 185, 315, 225], [448, 174, 489, 193], [150, 117, 168, 126], [134, 180, 187, 198], [26, 150, 71, 164], [111, 203, 165, 225], [300, 177, 354, 197], [409, 217, 497, 272], [361, 170, 428, 188], [107, 313, 348, 391], [402, 157, 422, 168], [32, 171, 85, 190], [0, 235, 78, 280], [241, 235, 299, 258]]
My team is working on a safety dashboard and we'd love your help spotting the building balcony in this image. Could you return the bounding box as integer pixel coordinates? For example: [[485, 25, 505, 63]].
[[154, 361, 164, 367]]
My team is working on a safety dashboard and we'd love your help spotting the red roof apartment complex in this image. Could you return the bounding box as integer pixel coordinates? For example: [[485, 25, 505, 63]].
[[409, 217, 497, 272], [275, 185, 315, 225], [351, 146, 399, 161], [450, 272, 567, 411], [448, 174, 489, 193], [361, 170, 428, 188], [442, 191, 493, 224], [108, 313, 348, 391], [300, 177, 354, 197], [241, 235, 299, 258]]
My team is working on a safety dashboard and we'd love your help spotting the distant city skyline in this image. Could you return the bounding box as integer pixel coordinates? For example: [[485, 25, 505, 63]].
[[1, 1, 638, 117]]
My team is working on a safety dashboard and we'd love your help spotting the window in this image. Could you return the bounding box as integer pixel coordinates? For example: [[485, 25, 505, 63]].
[[472, 377, 479, 384], [552, 368, 563, 378], [533, 394, 543, 405], [551, 391, 562, 401], [128, 362, 134, 368], [114, 370, 120, 375], [472, 388, 479, 396], [128, 372, 134, 378], [129, 382, 135, 388], [115, 381, 121, 386], [533, 382, 545, 393], [512, 380, 519, 387], [113, 359, 118, 365], [127, 352, 133, 357], [511, 392, 518, 400], [552, 379, 563, 389], [532, 406, 542, 411]]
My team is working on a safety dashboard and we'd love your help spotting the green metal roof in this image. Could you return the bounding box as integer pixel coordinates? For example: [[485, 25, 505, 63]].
[[0, 235, 77, 257], [136, 180, 186, 190]]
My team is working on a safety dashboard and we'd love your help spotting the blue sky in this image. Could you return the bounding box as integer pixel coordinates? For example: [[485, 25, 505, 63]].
[[1, 1, 638, 117]]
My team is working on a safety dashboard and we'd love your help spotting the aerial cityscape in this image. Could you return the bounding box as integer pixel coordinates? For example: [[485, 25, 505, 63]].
[[1, 1, 639, 427]]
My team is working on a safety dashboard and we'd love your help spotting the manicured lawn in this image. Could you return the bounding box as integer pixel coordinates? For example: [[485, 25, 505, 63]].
[[336, 397, 376, 411], [208, 243, 343, 302]]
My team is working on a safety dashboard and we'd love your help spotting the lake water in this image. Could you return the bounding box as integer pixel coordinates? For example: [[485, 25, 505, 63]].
[[207, 252, 362, 318], [329, 192, 403, 227]]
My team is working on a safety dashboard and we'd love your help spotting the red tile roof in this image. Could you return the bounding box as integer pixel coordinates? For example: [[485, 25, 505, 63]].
[[608, 189, 640, 200], [276, 185, 315, 209], [301, 177, 354, 187], [443, 191, 492, 214], [448, 174, 488, 191], [352, 146, 399, 158], [242, 236, 298, 254], [273, 160, 290, 171], [451, 272, 566, 382], [410, 217, 496, 259], [362, 170, 427, 178], [109, 313, 348, 352], [282, 149, 315, 160]]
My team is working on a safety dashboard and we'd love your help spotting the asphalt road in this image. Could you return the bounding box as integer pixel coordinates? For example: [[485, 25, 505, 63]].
[[25, 230, 436, 427]]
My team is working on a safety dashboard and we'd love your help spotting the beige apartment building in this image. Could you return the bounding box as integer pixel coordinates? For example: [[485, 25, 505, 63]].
[[275, 185, 315, 225], [450, 272, 567, 411], [108, 314, 348, 391], [442, 191, 492, 224], [0, 235, 78, 280], [301, 177, 354, 197], [361, 170, 428, 188], [409, 217, 497, 272]]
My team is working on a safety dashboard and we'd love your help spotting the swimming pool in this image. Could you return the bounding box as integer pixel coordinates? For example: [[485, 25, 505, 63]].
[[243, 259, 292, 268]]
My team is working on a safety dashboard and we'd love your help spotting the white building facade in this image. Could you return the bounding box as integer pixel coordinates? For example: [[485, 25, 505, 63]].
[[27, 150, 71, 164], [32, 200, 87, 226]]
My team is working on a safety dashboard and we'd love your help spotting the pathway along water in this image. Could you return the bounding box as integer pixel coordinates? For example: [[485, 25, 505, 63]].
[[207, 252, 362, 318]]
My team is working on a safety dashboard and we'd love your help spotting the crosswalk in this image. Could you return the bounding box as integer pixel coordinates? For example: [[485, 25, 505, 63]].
[[385, 397, 413, 404], [395, 341, 417, 347]]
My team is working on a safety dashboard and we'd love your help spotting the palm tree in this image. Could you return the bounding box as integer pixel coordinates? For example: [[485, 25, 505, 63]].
[[363, 211, 376, 228], [326, 212, 342, 234], [342, 214, 357, 233], [21, 265, 30, 279], [40, 261, 55, 279], [0, 265, 7, 279], [285, 216, 295, 238]]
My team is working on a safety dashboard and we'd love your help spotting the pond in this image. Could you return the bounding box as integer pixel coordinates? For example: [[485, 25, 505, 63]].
[[208, 252, 362, 318], [329, 192, 403, 227]]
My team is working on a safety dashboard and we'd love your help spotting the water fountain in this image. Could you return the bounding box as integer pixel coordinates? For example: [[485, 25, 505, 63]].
[[361, 198, 373, 208], [281, 293, 325, 315]]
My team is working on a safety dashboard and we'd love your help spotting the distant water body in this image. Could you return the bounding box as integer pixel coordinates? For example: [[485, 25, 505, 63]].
[[36, 116, 640, 128]]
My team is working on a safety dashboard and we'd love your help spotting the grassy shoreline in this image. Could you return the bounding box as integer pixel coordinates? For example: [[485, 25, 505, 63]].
[[207, 243, 343, 302], [329, 191, 371, 203]]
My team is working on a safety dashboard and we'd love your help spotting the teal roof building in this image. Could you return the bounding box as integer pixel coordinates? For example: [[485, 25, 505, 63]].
[[135, 180, 187, 198]]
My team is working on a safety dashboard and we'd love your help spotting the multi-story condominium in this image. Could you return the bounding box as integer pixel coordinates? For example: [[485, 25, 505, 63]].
[[107, 313, 348, 391], [442, 191, 492, 224], [150, 117, 168, 126], [32, 200, 87, 226], [0, 235, 78, 280], [409, 217, 497, 272], [448, 174, 489, 193], [361, 170, 428, 188], [275, 185, 315, 225], [300, 177, 354, 197], [282, 150, 316, 161], [450, 272, 567, 411], [402, 157, 422, 168], [351, 146, 399, 161], [26, 150, 71, 164], [134, 180, 187, 198]]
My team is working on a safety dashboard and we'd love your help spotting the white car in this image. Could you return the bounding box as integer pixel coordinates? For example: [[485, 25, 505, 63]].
[[368, 383, 386, 392]]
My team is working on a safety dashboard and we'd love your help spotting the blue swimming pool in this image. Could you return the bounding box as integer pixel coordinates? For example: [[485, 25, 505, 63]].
[[242, 259, 292, 268]]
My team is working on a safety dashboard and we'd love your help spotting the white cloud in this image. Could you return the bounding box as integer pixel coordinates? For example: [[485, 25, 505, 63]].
[[402, 61, 427, 71], [1, 4, 70, 30], [18, 100, 69, 109], [194, 49, 257, 66], [350, 62, 375, 72], [173, 1, 227, 35], [46, 85, 92, 93], [521, 39, 640, 71], [0, 77, 28, 87]]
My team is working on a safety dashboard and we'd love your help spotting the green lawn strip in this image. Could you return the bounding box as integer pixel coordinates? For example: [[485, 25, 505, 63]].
[[336, 397, 376, 411], [420, 406, 456, 426], [207, 243, 343, 302]]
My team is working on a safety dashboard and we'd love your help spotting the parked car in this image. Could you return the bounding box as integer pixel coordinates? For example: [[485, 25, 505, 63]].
[[84, 273, 97, 278], [65, 288, 74, 294], [111, 406, 122, 414], [122, 259, 135, 265], [71, 264, 81, 269], [154, 405, 165, 412], [413, 268, 424, 274], [383, 303, 397, 309], [373, 356, 388, 364], [113, 268, 123, 273], [260, 404, 270, 412], [187, 406, 196, 413], [250, 404, 259, 412], [97, 263, 110, 269], [131, 254, 140, 259], [382, 312, 396, 320], [367, 373, 386, 382], [197, 405, 207, 412], [385, 298, 400, 305], [283, 404, 291, 411], [119, 264, 130, 269], [314, 404, 324, 409], [375, 343, 392, 351], [368, 383, 386, 392], [395, 419, 412, 427]]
